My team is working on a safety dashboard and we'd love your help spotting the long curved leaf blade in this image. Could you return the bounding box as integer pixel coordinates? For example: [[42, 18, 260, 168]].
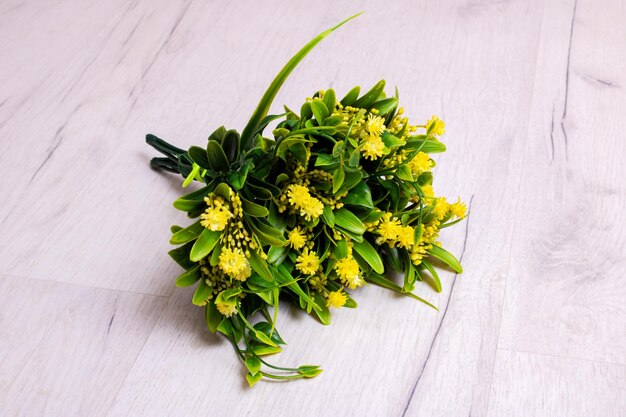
[[240, 12, 363, 149]]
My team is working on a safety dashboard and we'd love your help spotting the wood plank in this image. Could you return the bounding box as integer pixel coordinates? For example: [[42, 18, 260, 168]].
[[498, 0, 626, 365], [105, 1, 545, 416], [487, 350, 626, 417], [0, 274, 166, 417]]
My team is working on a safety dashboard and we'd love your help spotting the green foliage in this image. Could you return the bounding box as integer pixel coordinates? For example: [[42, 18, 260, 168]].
[[146, 13, 467, 386]]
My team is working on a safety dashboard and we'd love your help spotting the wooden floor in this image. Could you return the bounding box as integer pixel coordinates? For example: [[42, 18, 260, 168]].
[[1, 0, 624, 416]]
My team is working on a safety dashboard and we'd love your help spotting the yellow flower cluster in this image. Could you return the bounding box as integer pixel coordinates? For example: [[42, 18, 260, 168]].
[[326, 289, 347, 308], [216, 301, 237, 317], [200, 196, 232, 231], [335, 256, 363, 289], [361, 114, 386, 160], [426, 115, 445, 136], [286, 184, 324, 221], [295, 248, 320, 275], [218, 247, 251, 281], [407, 151, 434, 178], [287, 227, 307, 250]]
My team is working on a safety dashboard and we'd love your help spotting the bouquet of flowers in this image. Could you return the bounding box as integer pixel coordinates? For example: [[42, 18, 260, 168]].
[[147, 13, 466, 386]]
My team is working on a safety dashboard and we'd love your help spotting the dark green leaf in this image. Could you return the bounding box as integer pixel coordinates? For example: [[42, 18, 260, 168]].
[[342, 182, 373, 208], [221, 129, 240, 162], [207, 140, 230, 171], [175, 265, 201, 287], [421, 261, 442, 293], [241, 197, 269, 217], [370, 97, 398, 115], [188, 146, 211, 170]]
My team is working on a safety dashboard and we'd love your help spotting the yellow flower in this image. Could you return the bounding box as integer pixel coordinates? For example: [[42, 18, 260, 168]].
[[200, 197, 232, 231], [295, 249, 320, 275], [335, 257, 363, 289], [432, 197, 449, 220], [287, 227, 307, 249], [377, 213, 402, 241], [326, 289, 347, 308], [366, 114, 386, 136], [216, 301, 237, 317], [421, 184, 434, 198], [397, 225, 415, 249], [362, 134, 385, 160], [286, 184, 324, 221], [407, 151, 433, 177], [449, 198, 467, 218], [426, 115, 445, 136], [218, 247, 251, 281], [287, 184, 310, 207], [300, 197, 324, 221]]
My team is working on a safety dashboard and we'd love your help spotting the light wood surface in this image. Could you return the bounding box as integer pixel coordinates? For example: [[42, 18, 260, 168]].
[[1, 0, 624, 416]]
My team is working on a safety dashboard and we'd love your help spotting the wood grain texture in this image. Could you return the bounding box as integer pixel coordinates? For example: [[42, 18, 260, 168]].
[[497, 0, 626, 366], [488, 350, 626, 417], [0, 0, 624, 416], [0, 274, 166, 416]]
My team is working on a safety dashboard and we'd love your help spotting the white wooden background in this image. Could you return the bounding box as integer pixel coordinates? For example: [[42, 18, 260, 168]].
[[1, 0, 624, 416]]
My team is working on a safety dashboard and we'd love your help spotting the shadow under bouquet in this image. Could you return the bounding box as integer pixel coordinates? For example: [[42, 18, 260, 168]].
[[147, 13, 467, 386]]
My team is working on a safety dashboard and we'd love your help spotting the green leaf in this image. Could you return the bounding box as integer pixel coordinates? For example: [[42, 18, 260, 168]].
[[353, 80, 385, 109], [352, 239, 384, 274], [175, 265, 201, 287], [170, 221, 204, 245], [396, 164, 414, 181], [240, 13, 363, 149], [404, 136, 447, 153], [208, 126, 227, 143], [365, 272, 438, 310], [340, 86, 360, 106], [246, 372, 263, 387], [312, 292, 331, 325], [334, 208, 365, 234], [213, 182, 232, 200], [206, 140, 230, 171], [168, 241, 195, 269], [221, 129, 240, 162], [336, 171, 363, 194], [421, 261, 442, 293], [381, 132, 405, 148], [188, 146, 211, 170], [370, 97, 398, 115], [332, 168, 345, 194], [315, 153, 339, 168], [190, 228, 221, 262], [241, 197, 269, 217], [323, 88, 336, 112], [249, 218, 287, 246], [249, 250, 274, 281], [250, 344, 282, 356], [192, 280, 212, 306], [245, 356, 262, 376], [428, 245, 463, 273], [321, 205, 335, 227], [205, 302, 222, 333], [311, 99, 329, 123], [173, 185, 212, 211], [341, 182, 373, 208], [298, 366, 323, 378], [253, 322, 285, 345]]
